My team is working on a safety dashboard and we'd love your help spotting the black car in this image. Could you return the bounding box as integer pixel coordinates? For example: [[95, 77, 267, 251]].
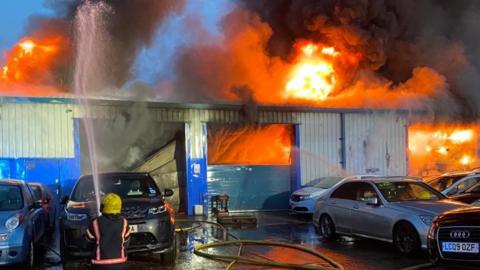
[[428, 207, 480, 268], [449, 182, 480, 204], [59, 172, 176, 263]]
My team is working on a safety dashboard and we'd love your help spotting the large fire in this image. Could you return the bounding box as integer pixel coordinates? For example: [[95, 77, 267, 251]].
[[1, 35, 65, 84], [284, 43, 339, 101], [408, 124, 479, 176], [208, 125, 292, 165]]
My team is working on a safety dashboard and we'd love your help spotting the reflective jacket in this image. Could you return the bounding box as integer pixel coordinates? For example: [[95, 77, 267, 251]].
[[86, 214, 130, 265]]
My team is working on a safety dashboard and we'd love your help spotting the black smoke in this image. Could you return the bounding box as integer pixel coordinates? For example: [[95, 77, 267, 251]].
[[235, 0, 480, 119]]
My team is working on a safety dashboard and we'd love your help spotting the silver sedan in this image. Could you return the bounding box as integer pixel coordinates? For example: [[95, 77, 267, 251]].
[[313, 177, 466, 254]]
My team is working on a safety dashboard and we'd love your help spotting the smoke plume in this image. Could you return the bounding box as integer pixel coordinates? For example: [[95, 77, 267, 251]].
[[4, 0, 185, 92], [169, 0, 480, 120], [80, 101, 184, 172]]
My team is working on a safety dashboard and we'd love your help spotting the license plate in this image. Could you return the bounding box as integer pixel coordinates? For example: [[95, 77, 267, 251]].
[[442, 242, 479, 253], [129, 225, 138, 233]]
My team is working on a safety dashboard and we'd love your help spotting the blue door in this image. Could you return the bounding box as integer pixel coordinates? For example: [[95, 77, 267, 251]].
[[207, 165, 292, 211]]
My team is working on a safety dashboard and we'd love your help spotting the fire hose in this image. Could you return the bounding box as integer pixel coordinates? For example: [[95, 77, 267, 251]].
[[194, 240, 344, 270], [176, 219, 440, 270], [176, 219, 344, 270]]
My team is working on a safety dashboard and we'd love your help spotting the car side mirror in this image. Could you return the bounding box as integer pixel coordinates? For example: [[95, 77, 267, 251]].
[[366, 197, 380, 206], [33, 200, 42, 209], [60, 195, 69, 205], [163, 189, 174, 197]]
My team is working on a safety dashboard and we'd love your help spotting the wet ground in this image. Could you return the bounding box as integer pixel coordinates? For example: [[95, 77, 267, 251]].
[[5, 211, 449, 270]]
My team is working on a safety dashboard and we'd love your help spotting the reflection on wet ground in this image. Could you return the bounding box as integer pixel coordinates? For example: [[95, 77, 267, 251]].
[[4, 211, 446, 270]]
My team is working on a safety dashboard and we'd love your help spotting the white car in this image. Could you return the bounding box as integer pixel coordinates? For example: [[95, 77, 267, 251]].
[[312, 177, 465, 254], [289, 175, 376, 214]]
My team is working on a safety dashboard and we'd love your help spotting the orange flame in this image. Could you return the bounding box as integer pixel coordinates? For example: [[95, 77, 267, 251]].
[[285, 43, 338, 101], [408, 124, 479, 176], [208, 125, 292, 165], [1, 35, 65, 84]]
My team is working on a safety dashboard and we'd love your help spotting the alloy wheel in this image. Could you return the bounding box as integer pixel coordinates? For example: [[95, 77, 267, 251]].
[[320, 215, 335, 240], [394, 223, 419, 254]]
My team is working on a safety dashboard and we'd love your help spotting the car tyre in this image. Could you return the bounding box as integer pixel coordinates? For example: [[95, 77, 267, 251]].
[[20, 240, 35, 270], [49, 208, 56, 233], [59, 229, 70, 262], [161, 237, 177, 265], [320, 214, 337, 241], [393, 222, 420, 254]]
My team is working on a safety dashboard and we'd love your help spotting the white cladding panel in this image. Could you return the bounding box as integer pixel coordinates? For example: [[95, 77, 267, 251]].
[[298, 112, 342, 185], [344, 113, 407, 176], [0, 103, 75, 158]]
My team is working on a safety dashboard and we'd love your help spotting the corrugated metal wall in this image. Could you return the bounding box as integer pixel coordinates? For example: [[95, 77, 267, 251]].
[[0, 100, 408, 181], [82, 104, 409, 183], [0, 99, 413, 214], [0, 103, 75, 158], [344, 112, 407, 175], [297, 113, 342, 185]]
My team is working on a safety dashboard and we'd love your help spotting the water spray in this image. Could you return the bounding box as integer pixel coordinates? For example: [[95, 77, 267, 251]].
[[73, 1, 112, 213]]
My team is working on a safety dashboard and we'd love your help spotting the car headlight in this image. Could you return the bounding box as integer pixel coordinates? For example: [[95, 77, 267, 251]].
[[302, 195, 313, 200], [419, 215, 434, 226], [148, 206, 166, 215], [5, 216, 20, 231], [293, 194, 312, 201], [65, 210, 88, 221]]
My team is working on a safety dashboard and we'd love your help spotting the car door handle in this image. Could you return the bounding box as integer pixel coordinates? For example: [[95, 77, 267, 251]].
[[329, 202, 337, 205], [352, 205, 359, 209]]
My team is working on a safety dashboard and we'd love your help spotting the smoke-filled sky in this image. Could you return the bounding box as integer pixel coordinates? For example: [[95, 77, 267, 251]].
[[0, 0, 230, 85], [2, 0, 480, 120], [0, 0, 53, 50]]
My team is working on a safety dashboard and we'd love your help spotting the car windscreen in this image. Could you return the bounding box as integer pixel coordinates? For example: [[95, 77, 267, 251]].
[[312, 177, 343, 189], [375, 181, 444, 202], [29, 185, 42, 201], [427, 175, 467, 191], [0, 185, 23, 211], [71, 175, 160, 202], [466, 182, 480, 193]]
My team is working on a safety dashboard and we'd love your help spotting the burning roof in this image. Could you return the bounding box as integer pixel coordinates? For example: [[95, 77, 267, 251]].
[[0, 0, 479, 120], [1, 36, 66, 84]]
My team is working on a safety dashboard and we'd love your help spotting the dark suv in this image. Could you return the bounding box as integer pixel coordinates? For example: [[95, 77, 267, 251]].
[[59, 172, 176, 263], [428, 207, 480, 268]]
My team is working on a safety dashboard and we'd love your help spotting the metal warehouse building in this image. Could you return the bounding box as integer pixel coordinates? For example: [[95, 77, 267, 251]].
[[0, 97, 410, 215]]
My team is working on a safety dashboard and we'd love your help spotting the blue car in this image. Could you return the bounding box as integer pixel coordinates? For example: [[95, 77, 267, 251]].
[[0, 179, 48, 268]]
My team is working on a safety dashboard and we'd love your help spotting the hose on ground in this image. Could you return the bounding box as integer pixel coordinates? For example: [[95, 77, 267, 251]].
[[176, 219, 343, 270], [194, 240, 344, 270], [176, 219, 436, 270]]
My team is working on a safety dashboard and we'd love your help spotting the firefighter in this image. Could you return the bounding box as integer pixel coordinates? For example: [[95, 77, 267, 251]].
[[86, 193, 130, 270]]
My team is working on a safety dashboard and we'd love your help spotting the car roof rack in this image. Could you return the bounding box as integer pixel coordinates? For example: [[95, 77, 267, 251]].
[[361, 176, 422, 181], [345, 175, 381, 180], [441, 170, 472, 176]]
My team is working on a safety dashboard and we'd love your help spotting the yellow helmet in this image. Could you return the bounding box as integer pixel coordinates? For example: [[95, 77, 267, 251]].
[[102, 193, 122, 214]]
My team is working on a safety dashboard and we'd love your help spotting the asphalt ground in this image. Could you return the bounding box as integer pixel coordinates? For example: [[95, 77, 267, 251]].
[[3, 211, 452, 270]]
